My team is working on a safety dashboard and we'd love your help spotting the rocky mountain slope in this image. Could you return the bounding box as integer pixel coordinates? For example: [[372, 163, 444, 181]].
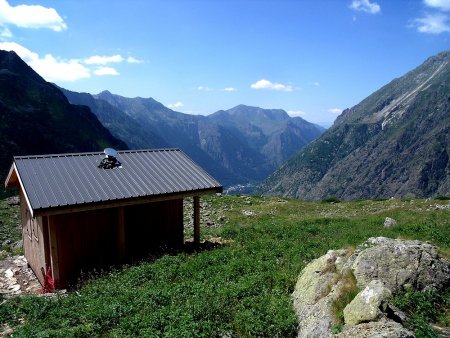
[[0, 51, 126, 196], [260, 50, 450, 200], [63, 90, 324, 188]]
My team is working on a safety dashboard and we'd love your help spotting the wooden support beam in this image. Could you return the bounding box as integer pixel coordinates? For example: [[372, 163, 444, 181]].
[[47, 217, 60, 288], [193, 196, 200, 244], [118, 207, 125, 263]]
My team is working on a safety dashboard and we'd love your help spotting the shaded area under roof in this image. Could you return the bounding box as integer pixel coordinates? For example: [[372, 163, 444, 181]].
[[6, 148, 222, 215]]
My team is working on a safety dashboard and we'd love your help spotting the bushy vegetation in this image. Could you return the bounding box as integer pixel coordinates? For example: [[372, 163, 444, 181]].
[[321, 196, 341, 203], [393, 289, 450, 337], [0, 196, 449, 337]]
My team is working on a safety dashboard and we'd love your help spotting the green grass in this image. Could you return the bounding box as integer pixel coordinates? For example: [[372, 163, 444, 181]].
[[0, 197, 21, 257], [330, 270, 359, 333], [0, 196, 449, 337]]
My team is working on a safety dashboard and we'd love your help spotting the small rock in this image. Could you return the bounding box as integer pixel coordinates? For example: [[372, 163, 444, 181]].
[[9, 284, 20, 292], [2, 239, 12, 247], [242, 210, 256, 217], [385, 303, 409, 324], [4, 269, 13, 278], [13, 257, 26, 266], [384, 217, 397, 228], [7, 196, 19, 206], [12, 240, 23, 250], [343, 280, 392, 325]]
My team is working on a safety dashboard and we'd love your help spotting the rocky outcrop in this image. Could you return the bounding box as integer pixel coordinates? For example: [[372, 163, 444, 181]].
[[334, 318, 415, 338], [292, 237, 449, 338]]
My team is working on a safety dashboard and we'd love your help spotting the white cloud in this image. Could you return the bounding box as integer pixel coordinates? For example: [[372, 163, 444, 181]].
[[168, 101, 184, 109], [197, 85, 213, 91], [0, 41, 90, 81], [126, 56, 143, 64], [328, 108, 343, 114], [0, 41, 37, 60], [85, 54, 124, 65], [250, 79, 293, 92], [413, 13, 450, 33], [349, 0, 381, 14], [222, 87, 236, 92], [287, 110, 307, 117], [313, 81, 320, 86], [424, 0, 450, 11], [31, 55, 90, 81], [0, 26, 11, 39], [93, 67, 119, 76], [0, 0, 66, 32]]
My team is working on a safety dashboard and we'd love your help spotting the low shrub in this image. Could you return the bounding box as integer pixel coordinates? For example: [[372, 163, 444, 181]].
[[321, 196, 341, 203]]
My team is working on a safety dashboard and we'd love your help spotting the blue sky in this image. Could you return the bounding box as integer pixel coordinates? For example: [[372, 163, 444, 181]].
[[0, 0, 449, 126]]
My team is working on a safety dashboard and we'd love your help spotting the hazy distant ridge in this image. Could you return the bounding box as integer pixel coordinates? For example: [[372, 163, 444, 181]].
[[63, 90, 324, 187]]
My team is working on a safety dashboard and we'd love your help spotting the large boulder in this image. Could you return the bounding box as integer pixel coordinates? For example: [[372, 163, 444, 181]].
[[292, 237, 449, 338]]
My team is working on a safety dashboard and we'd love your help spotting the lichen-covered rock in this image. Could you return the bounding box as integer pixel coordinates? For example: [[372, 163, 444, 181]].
[[293, 237, 449, 338], [349, 237, 449, 292], [331, 318, 415, 338], [292, 249, 352, 338], [343, 280, 391, 325]]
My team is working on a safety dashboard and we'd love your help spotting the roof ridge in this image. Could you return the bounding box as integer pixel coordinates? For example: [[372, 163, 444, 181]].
[[14, 148, 181, 160]]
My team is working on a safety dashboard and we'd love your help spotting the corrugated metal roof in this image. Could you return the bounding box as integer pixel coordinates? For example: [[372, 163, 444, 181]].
[[11, 149, 222, 214]]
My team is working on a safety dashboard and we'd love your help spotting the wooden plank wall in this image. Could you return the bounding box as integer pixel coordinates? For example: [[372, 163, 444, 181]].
[[20, 189, 48, 286]]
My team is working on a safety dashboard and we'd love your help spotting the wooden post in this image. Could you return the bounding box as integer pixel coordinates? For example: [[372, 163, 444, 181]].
[[118, 207, 125, 263], [47, 217, 60, 288], [193, 196, 200, 244]]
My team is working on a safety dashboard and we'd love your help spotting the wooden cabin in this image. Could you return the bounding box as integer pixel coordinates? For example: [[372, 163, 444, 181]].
[[4, 148, 222, 288]]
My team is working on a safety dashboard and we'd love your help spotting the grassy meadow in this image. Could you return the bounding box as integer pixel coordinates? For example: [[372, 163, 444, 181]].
[[0, 195, 449, 337]]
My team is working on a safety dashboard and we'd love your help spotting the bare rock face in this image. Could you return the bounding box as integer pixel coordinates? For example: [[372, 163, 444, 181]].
[[292, 237, 449, 338], [349, 237, 449, 292]]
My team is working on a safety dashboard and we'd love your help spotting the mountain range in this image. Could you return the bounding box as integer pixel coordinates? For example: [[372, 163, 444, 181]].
[[61, 88, 324, 188], [0, 50, 125, 195], [259, 50, 450, 200], [2, 48, 448, 200]]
